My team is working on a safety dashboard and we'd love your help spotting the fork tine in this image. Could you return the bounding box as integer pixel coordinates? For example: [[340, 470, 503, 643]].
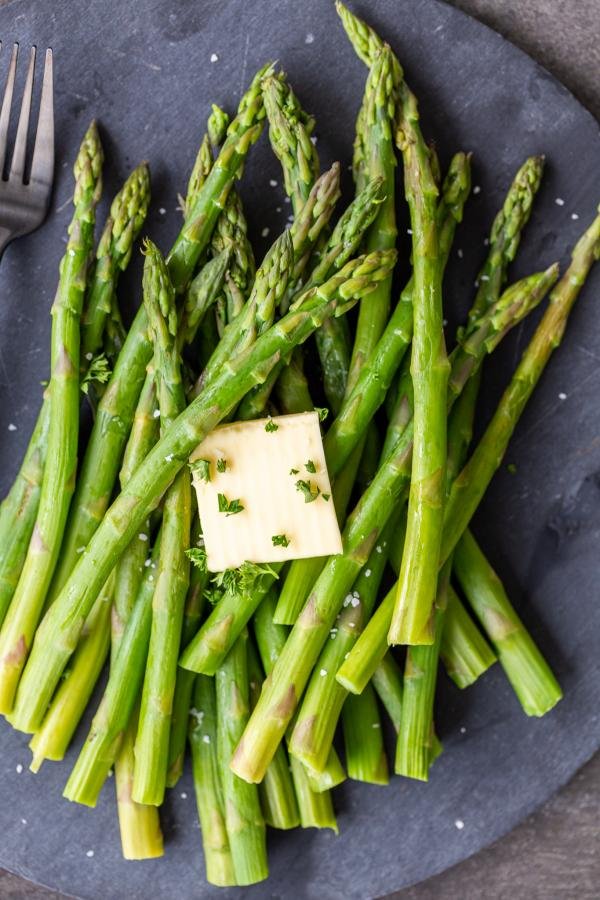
[[9, 45, 36, 182], [29, 48, 54, 189], [0, 43, 18, 175]]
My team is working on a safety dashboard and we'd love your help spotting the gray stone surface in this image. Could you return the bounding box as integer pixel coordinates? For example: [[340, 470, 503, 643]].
[[0, 0, 598, 897]]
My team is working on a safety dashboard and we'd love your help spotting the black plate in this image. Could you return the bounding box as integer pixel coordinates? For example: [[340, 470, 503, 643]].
[[0, 1, 599, 897]]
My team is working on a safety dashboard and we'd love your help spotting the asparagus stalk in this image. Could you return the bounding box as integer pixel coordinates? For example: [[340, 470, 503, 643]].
[[28, 575, 113, 771], [132, 242, 191, 807], [215, 631, 268, 885], [262, 73, 319, 215], [440, 585, 497, 688], [0, 123, 103, 715], [167, 62, 273, 291], [342, 684, 388, 784], [13, 249, 396, 734], [189, 675, 236, 886], [80, 162, 151, 363], [395, 369, 478, 782], [453, 529, 562, 715], [230, 267, 554, 783], [290, 514, 395, 774], [252, 590, 338, 831], [441, 206, 600, 564], [274, 151, 471, 626], [247, 638, 300, 829], [372, 653, 404, 732], [389, 55, 450, 647], [63, 536, 161, 806], [166, 514, 208, 788]]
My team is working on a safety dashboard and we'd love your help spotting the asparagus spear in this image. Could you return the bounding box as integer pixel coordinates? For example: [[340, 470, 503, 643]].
[[64, 536, 161, 806], [441, 206, 600, 563], [396, 363, 478, 781], [389, 55, 450, 647], [289, 515, 395, 774], [0, 123, 103, 715], [262, 73, 319, 215], [246, 638, 300, 829], [80, 162, 151, 363], [372, 653, 404, 732], [132, 242, 191, 807], [252, 590, 338, 832], [440, 585, 497, 689], [28, 575, 113, 772], [166, 513, 208, 788], [230, 267, 554, 783], [343, 684, 388, 784], [168, 62, 273, 291], [274, 151, 471, 626], [12, 249, 396, 734], [453, 529, 562, 715], [216, 631, 268, 885], [189, 675, 236, 886]]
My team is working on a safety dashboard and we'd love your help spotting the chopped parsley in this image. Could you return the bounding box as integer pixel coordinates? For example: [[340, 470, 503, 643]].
[[265, 419, 279, 433], [289, 467, 299, 475], [272, 534, 290, 548], [305, 459, 316, 473], [217, 493, 244, 516], [190, 458, 211, 482], [185, 547, 208, 571], [217, 458, 227, 473], [322, 493, 331, 502], [314, 406, 329, 422], [296, 479, 320, 503]]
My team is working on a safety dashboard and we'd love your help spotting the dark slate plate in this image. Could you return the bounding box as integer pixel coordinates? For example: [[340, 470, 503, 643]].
[[0, 0, 599, 897]]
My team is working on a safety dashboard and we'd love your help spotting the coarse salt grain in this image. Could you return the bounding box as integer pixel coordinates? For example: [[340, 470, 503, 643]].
[[320, 668, 328, 677], [407, 228, 413, 234], [85, 352, 93, 361], [310, 135, 317, 145], [203, 734, 211, 744], [473, 185, 481, 194], [457, 248, 463, 258], [305, 32, 314, 44], [351, 597, 360, 607], [159, 207, 166, 215], [571, 213, 579, 220], [343, 593, 353, 607], [165, 454, 174, 462], [480, 275, 490, 282], [376, 545, 382, 554], [372, 723, 380, 729], [153, 409, 160, 418], [460, 727, 466, 734], [261, 227, 270, 237], [16, 764, 23, 774], [210, 53, 219, 63], [269, 179, 278, 187], [558, 392, 567, 400], [180, 792, 188, 799], [21, 818, 27, 825], [86, 850, 95, 858], [555, 197, 565, 206], [76, 546, 86, 554], [139, 533, 148, 541], [7, 424, 16, 432], [454, 819, 465, 830], [365, 569, 372, 577]]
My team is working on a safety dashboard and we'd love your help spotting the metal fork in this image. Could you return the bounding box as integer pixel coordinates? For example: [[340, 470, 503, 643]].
[[0, 43, 54, 258]]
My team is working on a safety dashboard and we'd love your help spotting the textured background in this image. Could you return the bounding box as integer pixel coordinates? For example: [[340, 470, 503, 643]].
[[0, 0, 598, 897]]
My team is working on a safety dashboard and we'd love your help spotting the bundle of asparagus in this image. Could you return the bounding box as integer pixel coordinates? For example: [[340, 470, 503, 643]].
[[0, 1, 598, 887]]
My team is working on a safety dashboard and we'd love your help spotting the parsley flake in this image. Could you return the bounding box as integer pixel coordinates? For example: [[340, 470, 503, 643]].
[[190, 458, 211, 482], [265, 419, 279, 433], [186, 547, 208, 571], [272, 534, 290, 548], [289, 467, 299, 475], [217, 493, 244, 516], [322, 493, 331, 502], [305, 459, 316, 473], [296, 479, 320, 503], [217, 458, 227, 473], [314, 406, 329, 422]]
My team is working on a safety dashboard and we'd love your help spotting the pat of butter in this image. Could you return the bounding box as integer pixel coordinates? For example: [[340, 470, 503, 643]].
[[190, 411, 342, 572]]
